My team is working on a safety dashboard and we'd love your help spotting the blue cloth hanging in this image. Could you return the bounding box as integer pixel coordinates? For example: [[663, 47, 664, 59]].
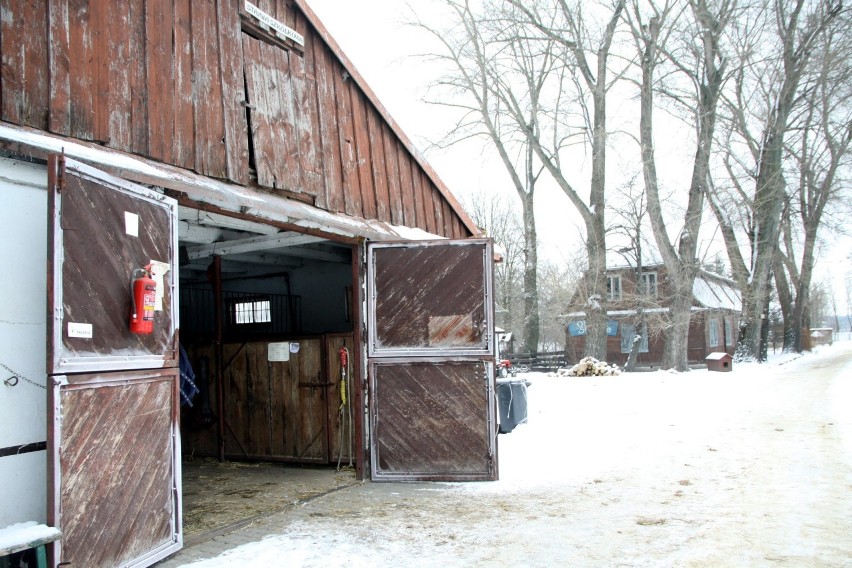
[[179, 344, 199, 407]]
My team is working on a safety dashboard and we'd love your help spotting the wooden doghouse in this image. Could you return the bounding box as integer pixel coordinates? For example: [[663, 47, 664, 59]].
[[705, 352, 733, 372]]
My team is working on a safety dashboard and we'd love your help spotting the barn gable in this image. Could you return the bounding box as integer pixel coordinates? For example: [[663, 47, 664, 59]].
[[0, 0, 477, 239]]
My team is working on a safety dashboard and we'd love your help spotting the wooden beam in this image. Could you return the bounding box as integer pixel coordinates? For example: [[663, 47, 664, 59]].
[[186, 232, 326, 259]]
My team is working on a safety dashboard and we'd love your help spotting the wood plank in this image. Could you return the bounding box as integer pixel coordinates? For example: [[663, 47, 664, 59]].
[[383, 124, 404, 225], [47, 0, 71, 134], [296, 338, 325, 461], [90, 0, 109, 144], [332, 59, 361, 217], [432, 185, 445, 236], [146, 0, 175, 162], [396, 143, 417, 228], [223, 344, 249, 455], [442, 199, 454, 238], [367, 107, 390, 222], [350, 88, 375, 219], [246, 343, 271, 456], [269, 355, 289, 454], [291, 13, 325, 205], [172, 0, 195, 169], [217, 0, 249, 185], [282, 341, 299, 458], [14, 0, 49, 128], [105, 0, 132, 149], [311, 31, 344, 212], [191, 0, 228, 178], [275, 46, 304, 193], [411, 162, 427, 232], [420, 171, 437, 235], [128, 0, 148, 154], [60, 2, 99, 140]]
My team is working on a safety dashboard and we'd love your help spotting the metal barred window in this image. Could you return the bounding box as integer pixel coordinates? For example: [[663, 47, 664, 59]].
[[231, 297, 272, 325]]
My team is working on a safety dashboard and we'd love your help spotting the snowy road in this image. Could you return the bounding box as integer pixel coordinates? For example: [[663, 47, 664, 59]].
[[169, 344, 852, 567]]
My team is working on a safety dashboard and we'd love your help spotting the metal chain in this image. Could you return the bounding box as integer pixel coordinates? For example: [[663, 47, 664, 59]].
[[1, 361, 46, 390]]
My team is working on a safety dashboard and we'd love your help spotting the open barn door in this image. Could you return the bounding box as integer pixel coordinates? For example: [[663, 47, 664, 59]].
[[367, 240, 497, 481], [46, 155, 182, 567]]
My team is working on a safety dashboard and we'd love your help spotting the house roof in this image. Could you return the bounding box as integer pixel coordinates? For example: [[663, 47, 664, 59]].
[[693, 272, 741, 311]]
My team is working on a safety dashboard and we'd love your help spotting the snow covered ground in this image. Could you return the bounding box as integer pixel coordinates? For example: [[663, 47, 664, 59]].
[[170, 342, 852, 567]]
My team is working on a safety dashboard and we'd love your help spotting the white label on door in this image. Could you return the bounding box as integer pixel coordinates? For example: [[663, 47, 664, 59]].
[[289, 342, 300, 354], [268, 342, 290, 362], [68, 322, 93, 339], [124, 212, 139, 237]]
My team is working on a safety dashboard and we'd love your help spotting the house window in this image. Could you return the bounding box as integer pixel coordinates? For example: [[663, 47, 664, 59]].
[[607, 276, 622, 301], [620, 323, 649, 353], [724, 318, 733, 347], [640, 272, 658, 297], [230, 297, 272, 326], [708, 318, 720, 347]]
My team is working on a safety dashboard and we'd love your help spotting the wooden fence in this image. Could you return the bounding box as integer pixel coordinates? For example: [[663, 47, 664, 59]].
[[506, 351, 570, 372]]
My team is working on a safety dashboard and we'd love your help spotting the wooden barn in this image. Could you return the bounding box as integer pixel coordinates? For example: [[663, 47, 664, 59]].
[[564, 264, 740, 367], [0, 1, 498, 566]]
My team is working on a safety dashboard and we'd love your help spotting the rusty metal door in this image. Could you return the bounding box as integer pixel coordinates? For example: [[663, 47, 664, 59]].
[[367, 240, 497, 481], [46, 155, 181, 567]]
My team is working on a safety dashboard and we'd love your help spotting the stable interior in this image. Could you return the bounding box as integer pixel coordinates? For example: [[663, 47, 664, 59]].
[[176, 207, 358, 537]]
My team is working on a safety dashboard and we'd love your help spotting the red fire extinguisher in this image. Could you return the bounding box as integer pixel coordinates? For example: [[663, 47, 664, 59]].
[[130, 264, 156, 335]]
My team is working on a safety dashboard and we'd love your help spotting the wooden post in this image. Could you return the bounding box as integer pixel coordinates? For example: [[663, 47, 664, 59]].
[[209, 255, 225, 462], [352, 242, 365, 480]]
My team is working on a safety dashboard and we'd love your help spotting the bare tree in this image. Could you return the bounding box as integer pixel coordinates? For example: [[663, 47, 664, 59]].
[[411, 0, 553, 351], [711, 0, 844, 361], [538, 261, 581, 351], [625, 0, 735, 371], [463, 189, 526, 345], [507, 0, 628, 359], [776, 16, 852, 352]]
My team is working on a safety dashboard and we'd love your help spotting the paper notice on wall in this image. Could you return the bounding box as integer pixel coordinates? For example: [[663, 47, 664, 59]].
[[148, 260, 171, 311], [268, 342, 290, 362], [124, 212, 139, 237]]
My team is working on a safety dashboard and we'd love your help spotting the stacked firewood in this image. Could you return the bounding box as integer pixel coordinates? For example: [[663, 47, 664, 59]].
[[554, 357, 621, 377]]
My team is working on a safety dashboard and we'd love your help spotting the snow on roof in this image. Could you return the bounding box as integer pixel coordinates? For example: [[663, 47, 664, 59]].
[[705, 352, 732, 360], [693, 273, 741, 311]]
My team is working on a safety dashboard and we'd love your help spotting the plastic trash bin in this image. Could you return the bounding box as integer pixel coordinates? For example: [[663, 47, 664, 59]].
[[496, 377, 528, 434]]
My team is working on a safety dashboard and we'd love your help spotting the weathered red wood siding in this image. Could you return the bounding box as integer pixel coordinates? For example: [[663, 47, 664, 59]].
[[0, 0, 476, 238]]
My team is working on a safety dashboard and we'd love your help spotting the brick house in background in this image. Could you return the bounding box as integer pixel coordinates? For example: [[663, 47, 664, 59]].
[[564, 263, 741, 368]]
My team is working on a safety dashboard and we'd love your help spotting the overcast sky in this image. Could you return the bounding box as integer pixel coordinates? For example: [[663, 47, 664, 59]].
[[304, 0, 588, 264], [304, 0, 851, 299]]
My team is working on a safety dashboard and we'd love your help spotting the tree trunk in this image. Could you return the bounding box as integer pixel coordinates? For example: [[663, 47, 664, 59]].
[[634, 3, 721, 372], [662, 290, 692, 369], [735, 0, 840, 360], [790, 223, 818, 352], [773, 251, 795, 352], [624, 312, 645, 372], [521, 191, 540, 352], [584, 230, 608, 360]]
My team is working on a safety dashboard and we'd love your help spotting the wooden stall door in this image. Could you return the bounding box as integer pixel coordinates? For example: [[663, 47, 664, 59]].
[[367, 240, 497, 481], [46, 156, 181, 567], [221, 339, 327, 463]]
